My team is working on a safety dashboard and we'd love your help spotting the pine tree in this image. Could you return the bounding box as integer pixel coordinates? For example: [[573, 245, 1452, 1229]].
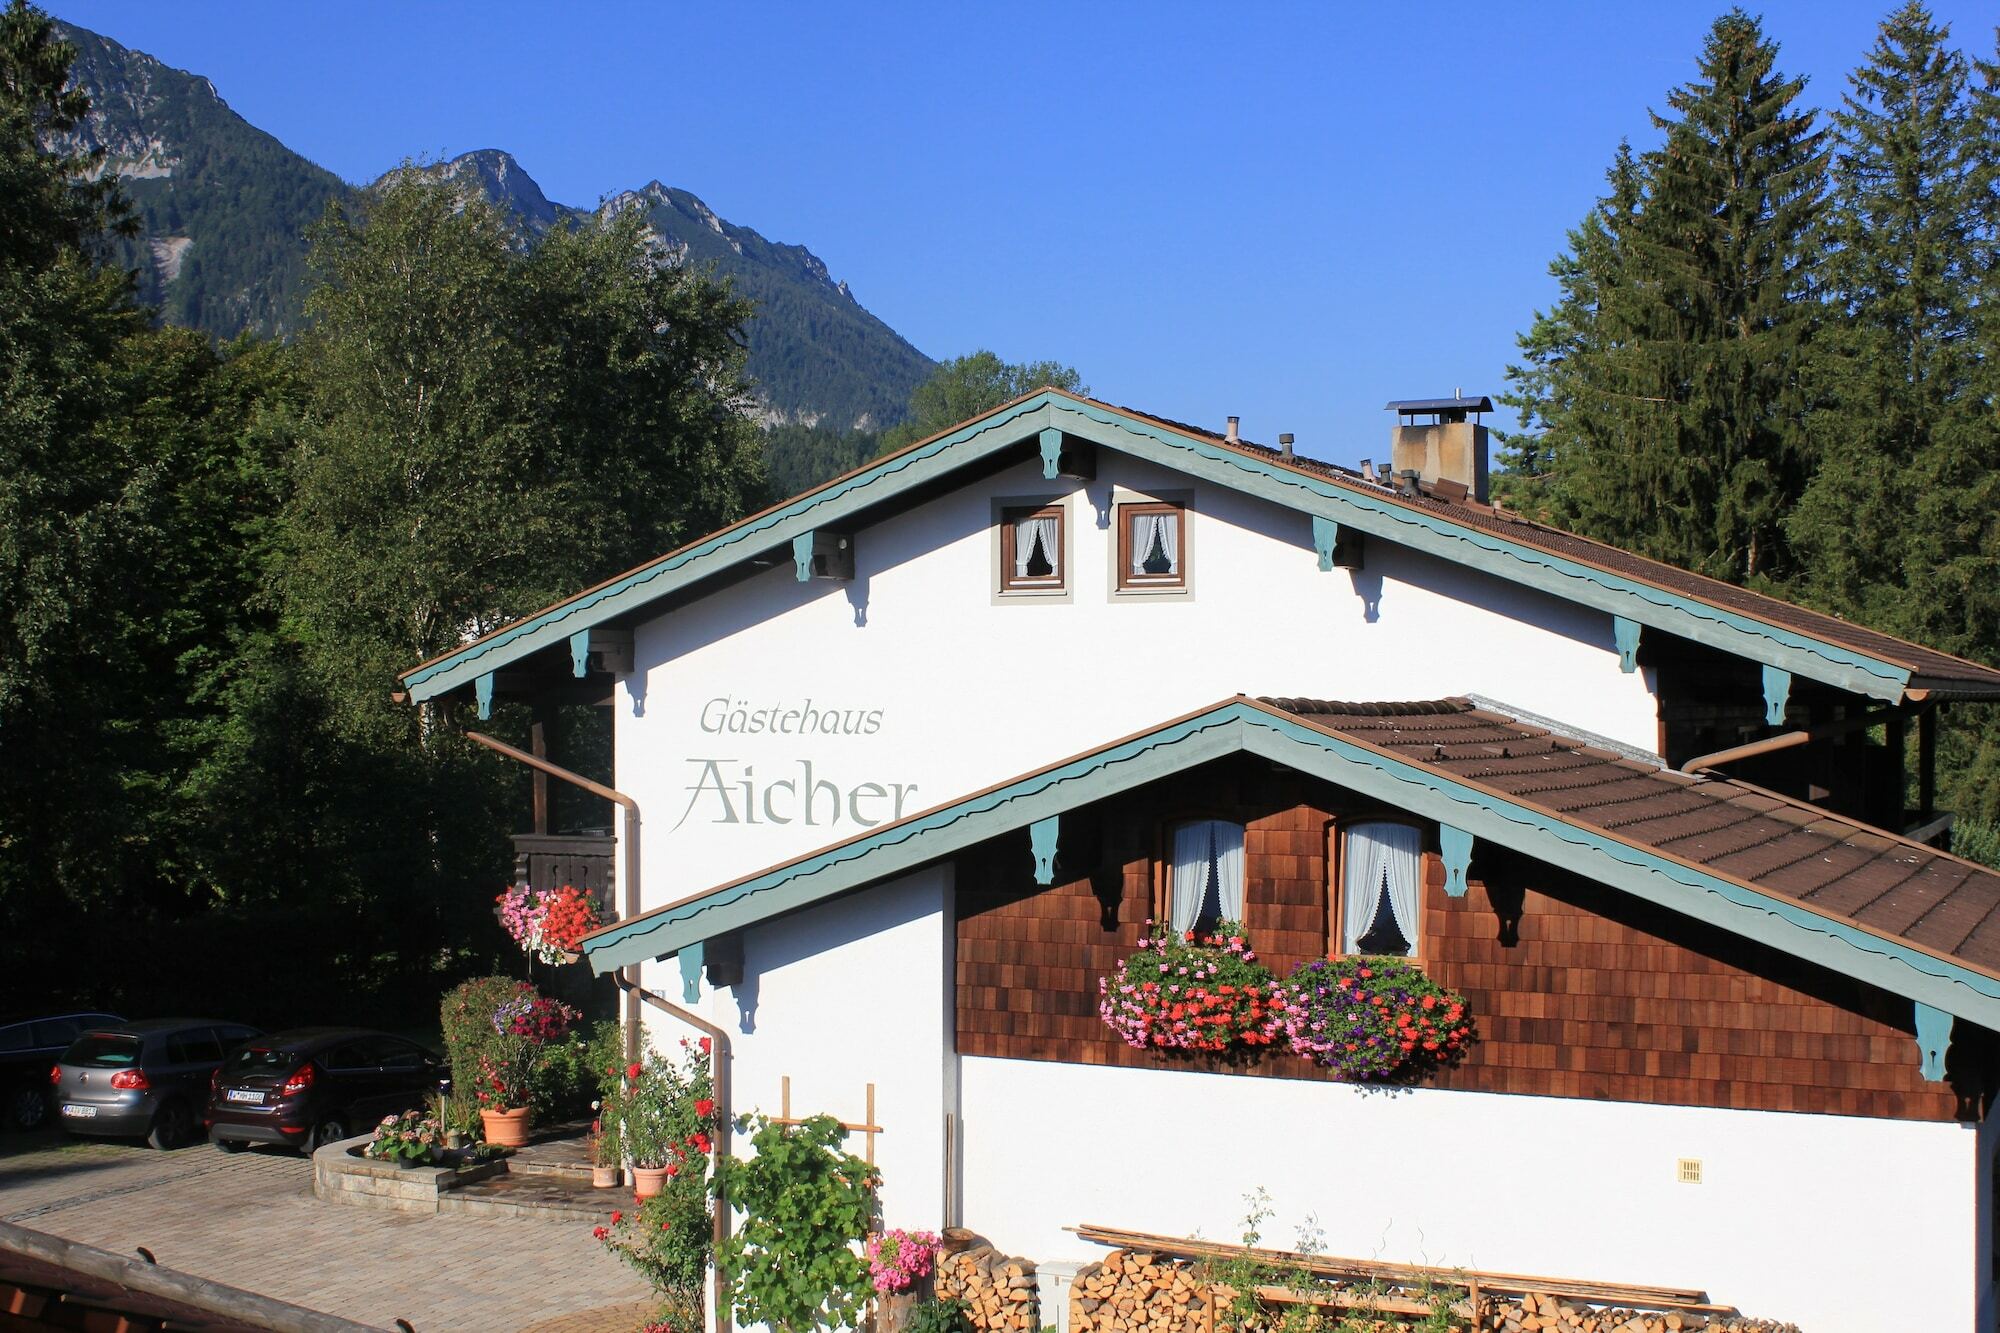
[[1503, 11, 1829, 583], [1789, 2, 1987, 634]]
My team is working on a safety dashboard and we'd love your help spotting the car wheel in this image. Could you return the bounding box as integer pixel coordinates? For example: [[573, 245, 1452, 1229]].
[[8, 1084, 47, 1132], [307, 1116, 347, 1153], [147, 1100, 191, 1151]]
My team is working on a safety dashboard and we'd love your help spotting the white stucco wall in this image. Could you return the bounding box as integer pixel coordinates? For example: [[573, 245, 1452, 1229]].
[[957, 1055, 1981, 1333], [651, 865, 956, 1230], [614, 451, 1660, 906]]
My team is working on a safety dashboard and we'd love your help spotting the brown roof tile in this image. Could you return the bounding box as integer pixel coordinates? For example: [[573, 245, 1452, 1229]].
[[1261, 696, 2000, 980]]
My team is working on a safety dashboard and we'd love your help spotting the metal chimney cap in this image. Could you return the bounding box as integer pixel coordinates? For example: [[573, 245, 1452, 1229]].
[[1386, 394, 1493, 422]]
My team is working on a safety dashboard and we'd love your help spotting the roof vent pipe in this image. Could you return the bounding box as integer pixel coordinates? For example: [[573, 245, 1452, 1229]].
[[1225, 416, 1240, 444], [1278, 432, 1295, 459]]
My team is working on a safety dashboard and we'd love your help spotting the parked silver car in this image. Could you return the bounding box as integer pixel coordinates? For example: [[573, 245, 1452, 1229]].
[[51, 1019, 260, 1149]]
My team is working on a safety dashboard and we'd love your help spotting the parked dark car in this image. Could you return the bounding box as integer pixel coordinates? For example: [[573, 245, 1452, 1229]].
[[0, 1012, 125, 1131], [205, 1028, 446, 1154], [50, 1019, 260, 1149]]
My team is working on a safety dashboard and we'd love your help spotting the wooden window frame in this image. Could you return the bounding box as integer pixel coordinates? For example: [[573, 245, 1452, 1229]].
[[1152, 813, 1247, 931], [999, 503, 1066, 593], [1326, 816, 1429, 962], [1116, 501, 1187, 591]]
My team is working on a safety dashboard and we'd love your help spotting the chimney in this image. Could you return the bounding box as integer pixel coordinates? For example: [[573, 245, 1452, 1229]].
[[1384, 393, 1491, 502], [1225, 415, 1241, 444], [1278, 432, 1295, 459]]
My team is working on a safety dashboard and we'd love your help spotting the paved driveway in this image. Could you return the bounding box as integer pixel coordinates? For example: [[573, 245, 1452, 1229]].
[[0, 1133, 651, 1331]]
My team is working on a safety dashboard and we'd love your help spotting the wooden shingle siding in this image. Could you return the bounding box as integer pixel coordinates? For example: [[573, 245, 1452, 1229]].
[[954, 756, 1972, 1121]]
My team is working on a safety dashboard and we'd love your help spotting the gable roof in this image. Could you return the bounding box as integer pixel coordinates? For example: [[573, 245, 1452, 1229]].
[[400, 389, 2000, 705], [579, 694, 2000, 1039]]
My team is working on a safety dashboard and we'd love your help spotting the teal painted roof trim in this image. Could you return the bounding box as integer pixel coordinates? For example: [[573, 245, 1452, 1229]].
[[1028, 400, 1913, 703], [581, 699, 2000, 1034], [400, 394, 1072, 702], [404, 391, 1922, 705]]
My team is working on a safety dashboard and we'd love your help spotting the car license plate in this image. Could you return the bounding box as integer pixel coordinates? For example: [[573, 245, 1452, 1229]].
[[61, 1104, 95, 1118], [224, 1089, 263, 1105]]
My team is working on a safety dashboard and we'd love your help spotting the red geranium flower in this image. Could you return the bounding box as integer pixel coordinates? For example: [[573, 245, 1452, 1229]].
[[625, 1062, 642, 1080], [695, 1098, 714, 1118]]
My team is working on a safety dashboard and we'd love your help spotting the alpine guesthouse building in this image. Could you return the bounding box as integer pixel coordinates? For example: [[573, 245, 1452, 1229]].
[[400, 391, 2000, 1332]]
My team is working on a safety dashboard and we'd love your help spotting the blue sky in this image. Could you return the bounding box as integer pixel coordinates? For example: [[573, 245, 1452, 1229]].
[[51, 1, 1997, 462]]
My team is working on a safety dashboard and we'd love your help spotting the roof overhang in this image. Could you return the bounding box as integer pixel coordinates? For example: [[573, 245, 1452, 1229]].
[[400, 391, 1955, 709], [580, 696, 2000, 1039]]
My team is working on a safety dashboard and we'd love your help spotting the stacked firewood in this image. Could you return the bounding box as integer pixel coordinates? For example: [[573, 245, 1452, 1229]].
[[1485, 1294, 1800, 1333], [934, 1242, 1041, 1332], [1064, 1250, 1804, 1333], [1069, 1251, 1215, 1333]]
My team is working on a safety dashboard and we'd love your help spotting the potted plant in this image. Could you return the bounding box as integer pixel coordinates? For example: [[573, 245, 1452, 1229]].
[[367, 1109, 443, 1168], [619, 1038, 716, 1201], [496, 882, 603, 965], [590, 1101, 622, 1188], [1277, 956, 1475, 1082], [1097, 920, 1288, 1055], [476, 988, 580, 1147]]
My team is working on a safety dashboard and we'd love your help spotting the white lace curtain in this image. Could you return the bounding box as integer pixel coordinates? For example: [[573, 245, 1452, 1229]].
[[1129, 511, 1179, 575], [1014, 513, 1059, 577], [1342, 821, 1421, 955], [1169, 819, 1244, 933]]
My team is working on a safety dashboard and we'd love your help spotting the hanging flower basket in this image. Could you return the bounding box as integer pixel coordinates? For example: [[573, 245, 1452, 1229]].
[[495, 883, 602, 965], [1277, 956, 1475, 1082], [1097, 922, 1287, 1054]]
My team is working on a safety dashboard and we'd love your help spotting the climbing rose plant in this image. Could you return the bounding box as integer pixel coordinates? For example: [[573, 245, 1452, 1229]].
[[1278, 957, 1475, 1081], [1097, 921, 1288, 1053]]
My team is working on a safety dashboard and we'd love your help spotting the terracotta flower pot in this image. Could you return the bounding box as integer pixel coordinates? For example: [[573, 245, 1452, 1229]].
[[631, 1165, 669, 1200], [480, 1106, 533, 1147], [591, 1163, 621, 1188]]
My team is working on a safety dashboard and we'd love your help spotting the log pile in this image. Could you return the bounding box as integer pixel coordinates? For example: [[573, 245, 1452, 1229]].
[[1069, 1251, 1216, 1333], [1064, 1249, 1804, 1333], [1485, 1294, 1800, 1333], [934, 1242, 1040, 1332]]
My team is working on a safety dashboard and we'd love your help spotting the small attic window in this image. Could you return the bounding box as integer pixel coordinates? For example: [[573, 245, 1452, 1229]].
[[1001, 504, 1064, 592], [1118, 502, 1185, 590]]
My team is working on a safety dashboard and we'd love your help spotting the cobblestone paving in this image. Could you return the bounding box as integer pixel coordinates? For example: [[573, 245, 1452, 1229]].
[[0, 1134, 650, 1331]]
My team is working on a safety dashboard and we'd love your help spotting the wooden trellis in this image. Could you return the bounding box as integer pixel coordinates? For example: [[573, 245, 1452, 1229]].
[[766, 1075, 885, 1164]]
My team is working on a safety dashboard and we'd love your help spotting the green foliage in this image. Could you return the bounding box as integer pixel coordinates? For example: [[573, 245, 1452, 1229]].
[[593, 1039, 717, 1318], [903, 1298, 973, 1333], [762, 422, 882, 496], [1502, 12, 1829, 581], [440, 977, 531, 1105], [876, 350, 1086, 452], [618, 1041, 715, 1170], [1953, 817, 2000, 869], [713, 1113, 881, 1333]]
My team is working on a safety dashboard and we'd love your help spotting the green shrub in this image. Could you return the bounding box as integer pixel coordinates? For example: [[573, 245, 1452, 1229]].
[[714, 1113, 880, 1333], [1953, 817, 2000, 870], [440, 975, 528, 1099], [904, 1298, 972, 1333]]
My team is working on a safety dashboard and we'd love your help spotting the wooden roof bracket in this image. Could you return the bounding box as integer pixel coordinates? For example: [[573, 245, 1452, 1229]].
[[1916, 1001, 1953, 1081]]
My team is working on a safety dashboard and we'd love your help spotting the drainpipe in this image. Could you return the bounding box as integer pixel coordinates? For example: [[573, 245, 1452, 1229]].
[[464, 730, 643, 1064], [465, 729, 734, 1333]]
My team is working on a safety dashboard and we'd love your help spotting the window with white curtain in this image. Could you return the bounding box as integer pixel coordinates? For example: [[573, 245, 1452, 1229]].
[[1167, 818, 1245, 938], [1000, 504, 1064, 591], [1118, 502, 1185, 589], [1340, 821, 1422, 957]]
